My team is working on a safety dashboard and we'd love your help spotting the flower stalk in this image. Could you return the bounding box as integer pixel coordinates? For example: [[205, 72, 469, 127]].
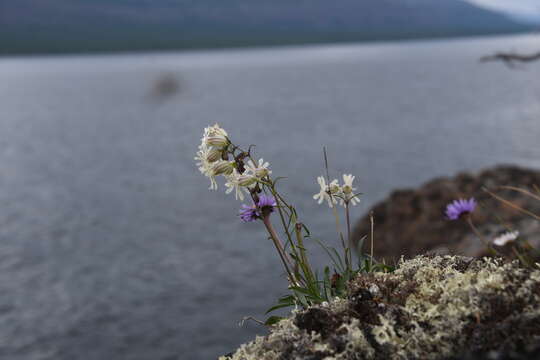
[[465, 214, 494, 252], [262, 214, 297, 285]]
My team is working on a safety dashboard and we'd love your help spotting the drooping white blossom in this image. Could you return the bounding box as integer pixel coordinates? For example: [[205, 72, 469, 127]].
[[203, 124, 229, 148], [195, 144, 218, 190], [212, 160, 235, 176], [195, 124, 232, 190], [237, 174, 258, 187], [206, 147, 223, 163]]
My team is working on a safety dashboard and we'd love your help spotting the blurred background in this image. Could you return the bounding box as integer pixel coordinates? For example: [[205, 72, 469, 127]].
[[1, 1, 540, 359]]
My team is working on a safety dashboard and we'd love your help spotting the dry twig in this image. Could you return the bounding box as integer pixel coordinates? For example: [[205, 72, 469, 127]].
[[480, 51, 540, 68]]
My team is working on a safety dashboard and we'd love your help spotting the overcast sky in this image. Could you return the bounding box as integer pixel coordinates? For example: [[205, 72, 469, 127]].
[[467, 0, 540, 16]]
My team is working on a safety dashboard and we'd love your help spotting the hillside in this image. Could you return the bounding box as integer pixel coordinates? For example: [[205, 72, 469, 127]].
[[0, 0, 532, 54]]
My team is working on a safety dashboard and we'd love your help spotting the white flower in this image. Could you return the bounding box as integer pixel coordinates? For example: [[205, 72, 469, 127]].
[[206, 147, 223, 163], [203, 124, 229, 148], [195, 144, 218, 190], [212, 160, 234, 176], [237, 175, 258, 187], [493, 230, 519, 247], [205, 136, 229, 148], [195, 124, 230, 190], [224, 170, 254, 201], [246, 158, 271, 178], [339, 174, 360, 206], [203, 123, 228, 139], [313, 176, 338, 208], [328, 180, 340, 195]]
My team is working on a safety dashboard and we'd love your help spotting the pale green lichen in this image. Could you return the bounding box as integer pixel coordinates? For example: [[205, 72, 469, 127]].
[[223, 255, 540, 360]]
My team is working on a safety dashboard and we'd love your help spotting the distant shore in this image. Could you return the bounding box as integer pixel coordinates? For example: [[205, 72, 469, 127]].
[[1, 28, 535, 57]]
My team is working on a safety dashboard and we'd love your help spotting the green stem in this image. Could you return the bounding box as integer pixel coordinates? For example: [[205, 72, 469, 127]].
[[345, 201, 353, 271], [330, 199, 348, 269], [295, 223, 315, 284]]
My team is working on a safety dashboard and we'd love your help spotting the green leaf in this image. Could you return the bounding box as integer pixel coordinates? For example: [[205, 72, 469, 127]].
[[278, 295, 296, 303], [313, 239, 343, 272], [355, 235, 367, 258], [302, 223, 311, 236], [330, 247, 345, 272], [289, 286, 313, 296], [292, 289, 309, 308], [323, 267, 333, 301], [265, 316, 285, 326], [266, 301, 295, 314]]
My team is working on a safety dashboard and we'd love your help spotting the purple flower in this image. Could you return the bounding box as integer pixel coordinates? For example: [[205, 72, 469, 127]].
[[239, 204, 258, 222], [445, 198, 477, 220], [239, 195, 277, 222], [257, 195, 277, 211]]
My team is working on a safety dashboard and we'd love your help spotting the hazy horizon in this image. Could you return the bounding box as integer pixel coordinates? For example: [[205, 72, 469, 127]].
[[467, 0, 540, 18], [0, 0, 535, 55]]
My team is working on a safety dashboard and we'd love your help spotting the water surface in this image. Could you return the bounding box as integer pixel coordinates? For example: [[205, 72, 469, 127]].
[[0, 34, 539, 360]]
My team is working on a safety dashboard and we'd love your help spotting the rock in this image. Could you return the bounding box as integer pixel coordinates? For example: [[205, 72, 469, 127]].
[[221, 256, 540, 360], [352, 165, 540, 262]]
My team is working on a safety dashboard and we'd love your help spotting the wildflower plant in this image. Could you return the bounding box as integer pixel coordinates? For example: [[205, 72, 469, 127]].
[[482, 185, 540, 266], [446, 185, 540, 266], [195, 124, 390, 324], [445, 197, 503, 257]]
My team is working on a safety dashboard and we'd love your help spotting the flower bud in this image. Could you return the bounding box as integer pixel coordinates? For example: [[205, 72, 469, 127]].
[[237, 175, 257, 187], [205, 135, 229, 148], [206, 147, 223, 163], [212, 161, 234, 176]]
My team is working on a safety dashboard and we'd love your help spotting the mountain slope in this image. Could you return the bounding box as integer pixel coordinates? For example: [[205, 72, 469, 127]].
[[0, 0, 532, 55]]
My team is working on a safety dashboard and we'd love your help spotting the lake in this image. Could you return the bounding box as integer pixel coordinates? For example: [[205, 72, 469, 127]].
[[0, 34, 539, 360]]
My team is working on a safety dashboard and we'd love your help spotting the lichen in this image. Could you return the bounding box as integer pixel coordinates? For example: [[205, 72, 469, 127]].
[[222, 255, 540, 360]]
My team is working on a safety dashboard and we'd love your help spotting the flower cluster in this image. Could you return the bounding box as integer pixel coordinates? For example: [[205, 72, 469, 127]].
[[239, 195, 277, 222], [195, 124, 232, 190], [445, 198, 477, 220], [195, 124, 272, 201], [313, 174, 360, 208]]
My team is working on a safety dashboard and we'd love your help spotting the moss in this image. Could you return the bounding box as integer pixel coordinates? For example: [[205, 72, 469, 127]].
[[221, 256, 540, 360]]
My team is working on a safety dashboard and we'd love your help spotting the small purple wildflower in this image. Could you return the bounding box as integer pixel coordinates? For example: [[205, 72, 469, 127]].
[[239, 195, 277, 222], [239, 204, 258, 222], [445, 198, 477, 220], [257, 195, 277, 211]]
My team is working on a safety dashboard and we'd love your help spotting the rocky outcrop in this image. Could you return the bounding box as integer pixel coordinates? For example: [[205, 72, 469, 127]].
[[352, 165, 540, 262], [221, 255, 540, 360]]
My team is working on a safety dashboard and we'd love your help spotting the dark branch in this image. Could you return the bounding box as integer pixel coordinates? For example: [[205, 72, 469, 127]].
[[480, 51, 540, 68]]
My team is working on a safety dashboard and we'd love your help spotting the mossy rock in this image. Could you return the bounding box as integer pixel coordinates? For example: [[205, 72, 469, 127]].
[[221, 256, 540, 360]]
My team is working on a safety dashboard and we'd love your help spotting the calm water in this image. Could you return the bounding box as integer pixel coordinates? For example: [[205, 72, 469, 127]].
[[1, 34, 540, 360]]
